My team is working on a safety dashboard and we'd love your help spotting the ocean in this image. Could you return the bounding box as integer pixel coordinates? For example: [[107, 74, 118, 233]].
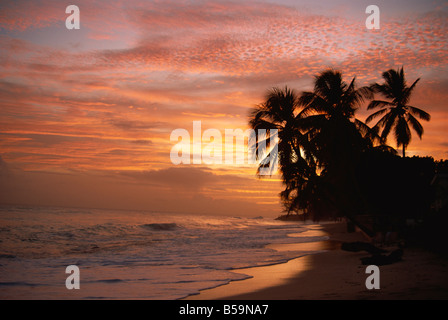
[[0, 205, 329, 299]]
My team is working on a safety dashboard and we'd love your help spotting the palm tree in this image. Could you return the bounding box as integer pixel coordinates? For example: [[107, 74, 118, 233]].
[[366, 67, 431, 157], [249, 71, 379, 220], [249, 87, 298, 175], [297, 69, 379, 231], [248, 87, 318, 215], [299, 69, 377, 178]]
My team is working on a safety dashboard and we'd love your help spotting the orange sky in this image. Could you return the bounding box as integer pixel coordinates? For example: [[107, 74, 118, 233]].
[[0, 0, 447, 217]]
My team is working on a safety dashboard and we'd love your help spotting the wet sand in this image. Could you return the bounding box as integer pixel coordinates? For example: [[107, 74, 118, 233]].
[[185, 222, 448, 300]]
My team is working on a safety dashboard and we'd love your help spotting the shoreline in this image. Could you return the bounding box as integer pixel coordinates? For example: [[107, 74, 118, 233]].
[[184, 221, 448, 300]]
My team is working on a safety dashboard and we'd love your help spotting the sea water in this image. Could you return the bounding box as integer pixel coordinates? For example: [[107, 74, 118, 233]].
[[0, 205, 328, 299]]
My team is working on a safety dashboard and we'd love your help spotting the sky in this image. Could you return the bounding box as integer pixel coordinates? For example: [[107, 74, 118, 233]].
[[0, 0, 447, 217]]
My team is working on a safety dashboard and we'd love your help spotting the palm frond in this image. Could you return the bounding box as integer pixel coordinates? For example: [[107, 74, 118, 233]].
[[357, 85, 374, 101], [367, 99, 393, 110], [354, 118, 380, 144], [407, 106, 431, 121], [365, 107, 389, 123], [249, 117, 279, 131], [406, 113, 424, 138], [374, 144, 398, 155], [263, 86, 299, 123], [378, 111, 397, 142], [298, 92, 329, 114], [402, 77, 420, 105], [314, 69, 344, 105]]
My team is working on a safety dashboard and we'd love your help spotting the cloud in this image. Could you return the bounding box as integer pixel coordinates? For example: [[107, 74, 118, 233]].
[[130, 139, 152, 145], [0, 0, 62, 31], [0, 165, 282, 216], [0, 155, 10, 176], [0, 0, 447, 212], [87, 1, 448, 85], [118, 166, 242, 191], [107, 118, 165, 131]]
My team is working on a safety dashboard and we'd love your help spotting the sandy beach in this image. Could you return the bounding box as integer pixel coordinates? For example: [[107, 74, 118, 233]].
[[185, 222, 448, 300]]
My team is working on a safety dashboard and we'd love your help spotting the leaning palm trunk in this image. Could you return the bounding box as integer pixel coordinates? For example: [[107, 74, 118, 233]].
[[345, 214, 375, 238]]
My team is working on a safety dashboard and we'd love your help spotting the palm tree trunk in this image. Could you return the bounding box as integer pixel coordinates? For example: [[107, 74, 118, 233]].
[[402, 145, 405, 158], [345, 214, 375, 238]]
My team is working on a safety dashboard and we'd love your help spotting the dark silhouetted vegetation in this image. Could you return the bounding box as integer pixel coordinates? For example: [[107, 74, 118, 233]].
[[249, 67, 446, 250]]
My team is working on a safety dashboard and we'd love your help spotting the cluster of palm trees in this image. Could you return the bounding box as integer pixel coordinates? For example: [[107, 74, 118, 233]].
[[249, 67, 431, 221]]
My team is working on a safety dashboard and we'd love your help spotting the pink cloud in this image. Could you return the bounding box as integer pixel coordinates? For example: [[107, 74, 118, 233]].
[[1, 0, 447, 212]]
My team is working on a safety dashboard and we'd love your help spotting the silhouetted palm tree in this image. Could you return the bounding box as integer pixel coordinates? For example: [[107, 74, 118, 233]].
[[249, 87, 319, 215], [297, 69, 378, 224], [249, 87, 298, 175], [366, 67, 431, 157], [298, 69, 377, 181]]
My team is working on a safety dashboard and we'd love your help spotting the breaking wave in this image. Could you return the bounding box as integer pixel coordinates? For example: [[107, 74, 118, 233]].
[[141, 223, 179, 231]]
